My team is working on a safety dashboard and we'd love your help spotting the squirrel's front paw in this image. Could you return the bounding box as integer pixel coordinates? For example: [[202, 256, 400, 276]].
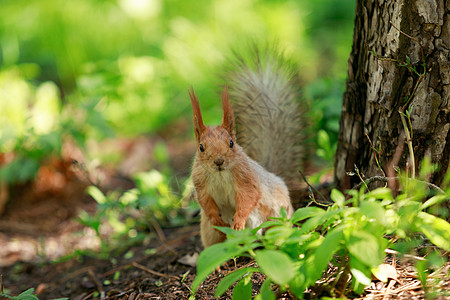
[[232, 220, 246, 230]]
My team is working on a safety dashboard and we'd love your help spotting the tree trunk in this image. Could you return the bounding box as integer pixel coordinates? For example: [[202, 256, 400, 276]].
[[335, 0, 449, 190]]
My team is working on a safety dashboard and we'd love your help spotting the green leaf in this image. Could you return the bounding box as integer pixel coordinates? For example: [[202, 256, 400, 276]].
[[360, 201, 386, 225], [317, 129, 331, 150], [415, 212, 450, 251], [346, 231, 383, 267], [421, 194, 448, 210], [299, 208, 343, 234], [13, 288, 39, 300], [288, 271, 307, 298], [192, 241, 246, 293], [331, 189, 345, 208], [306, 227, 344, 281], [254, 250, 296, 286], [86, 186, 106, 204], [415, 260, 428, 287], [257, 278, 275, 300], [215, 267, 259, 298], [290, 207, 325, 223], [232, 275, 252, 299], [366, 187, 393, 200], [350, 258, 372, 294], [350, 268, 371, 285]]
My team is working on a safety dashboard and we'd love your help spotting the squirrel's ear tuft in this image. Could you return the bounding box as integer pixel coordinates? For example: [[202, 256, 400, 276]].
[[221, 86, 235, 139], [189, 87, 206, 143]]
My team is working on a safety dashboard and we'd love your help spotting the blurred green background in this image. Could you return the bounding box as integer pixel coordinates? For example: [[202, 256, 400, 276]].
[[0, 0, 355, 184]]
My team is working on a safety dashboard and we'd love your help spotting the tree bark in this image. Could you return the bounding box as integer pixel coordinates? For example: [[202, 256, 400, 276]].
[[335, 0, 449, 190]]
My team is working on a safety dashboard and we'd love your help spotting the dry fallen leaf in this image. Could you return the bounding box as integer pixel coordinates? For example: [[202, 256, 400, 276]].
[[177, 252, 199, 267], [372, 263, 398, 282]]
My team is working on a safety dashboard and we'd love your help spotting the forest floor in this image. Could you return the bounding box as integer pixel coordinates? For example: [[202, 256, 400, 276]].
[[0, 140, 449, 300]]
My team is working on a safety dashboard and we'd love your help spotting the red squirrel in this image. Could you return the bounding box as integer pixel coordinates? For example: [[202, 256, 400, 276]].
[[190, 47, 303, 247]]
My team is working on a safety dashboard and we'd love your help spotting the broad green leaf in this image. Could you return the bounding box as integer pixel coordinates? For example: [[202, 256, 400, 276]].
[[19, 288, 35, 295], [232, 275, 252, 300], [350, 268, 371, 285], [262, 226, 295, 247], [215, 267, 259, 298], [11, 288, 39, 300], [288, 271, 307, 298], [299, 208, 343, 234], [351, 277, 366, 295], [306, 227, 344, 281], [415, 260, 428, 287], [258, 221, 282, 229], [415, 212, 450, 251], [290, 207, 325, 223], [331, 189, 345, 208], [256, 278, 275, 300], [192, 241, 246, 293], [254, 250, 296, 286], [349, 258, 372, 294], [421, 194, 449, 210], [317, 129, 331, 151], [346, 231, 383, 267], [360, 201, 386, 225], [366, 187, 393, 201]]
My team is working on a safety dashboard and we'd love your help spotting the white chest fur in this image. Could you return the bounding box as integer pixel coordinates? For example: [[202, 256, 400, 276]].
[[206, 170, 236, 225]]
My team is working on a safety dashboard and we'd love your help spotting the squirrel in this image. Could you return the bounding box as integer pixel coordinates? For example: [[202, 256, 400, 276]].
[[189, 46, 304, 247]]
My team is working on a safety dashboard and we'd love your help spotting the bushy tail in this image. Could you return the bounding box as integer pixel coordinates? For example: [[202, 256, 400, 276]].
[[222, 45, 305, 188]]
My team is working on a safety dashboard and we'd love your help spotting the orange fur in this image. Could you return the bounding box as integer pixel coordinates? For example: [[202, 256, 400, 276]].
[[189, 87, 294, 247]]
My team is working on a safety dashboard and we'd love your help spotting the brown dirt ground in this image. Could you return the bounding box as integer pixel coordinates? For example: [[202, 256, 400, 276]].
[[0, 145, 449, 300]]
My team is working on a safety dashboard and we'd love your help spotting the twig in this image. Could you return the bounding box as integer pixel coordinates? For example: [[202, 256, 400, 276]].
[[353, 176, 392, 190], [401, 74, 424, 111], [132, 262, 179, 279], [385, 248, 426, 261], [399, 112, 415, 179], [365, 133, 386, 177], [386, 134, 404, 196], [72, 159, 101, 188], [353, 176, 445, 194], [88, 268, 105, 299], [149, 216, 167, 244], [353, 164, 369, 191], [298, 170, 331, 207], [390, 21, 425, 64], [383, 279, 397, 300]]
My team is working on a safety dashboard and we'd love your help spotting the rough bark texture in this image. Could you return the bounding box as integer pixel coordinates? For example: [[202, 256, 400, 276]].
[[335, 0, 450, 190]]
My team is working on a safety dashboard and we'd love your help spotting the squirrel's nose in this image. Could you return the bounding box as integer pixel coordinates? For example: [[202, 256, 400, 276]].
[[214, 158, 224, 166]]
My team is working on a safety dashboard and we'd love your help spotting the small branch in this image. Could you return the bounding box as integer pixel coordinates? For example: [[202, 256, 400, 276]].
[[365, 133, 386, 177], [401, 73, 424, 111], [353, 164, 369, 191], [298, 170, 331, 207], [390, 21, 425, 64], [132, 262, 179, 279], [399, 111, 415, 179], [72, 159, 101, 188], [353, 176, 391, 190], [88, 268, 105, 299], [385, 248, 426, 261], [352, 176, 445, 194]]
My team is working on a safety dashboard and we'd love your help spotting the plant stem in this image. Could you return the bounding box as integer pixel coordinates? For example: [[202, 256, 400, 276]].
[[399, 111, 415, 179]]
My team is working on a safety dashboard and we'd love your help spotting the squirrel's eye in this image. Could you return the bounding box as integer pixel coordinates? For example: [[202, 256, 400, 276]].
[[229, 139, 234, 148], [199, 144, 205, 152]]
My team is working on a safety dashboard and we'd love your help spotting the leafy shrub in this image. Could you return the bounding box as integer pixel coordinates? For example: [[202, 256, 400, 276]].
[[0, 66, 111, 186], [76, 169, 192, 255], [192, 175, 450, 298]]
